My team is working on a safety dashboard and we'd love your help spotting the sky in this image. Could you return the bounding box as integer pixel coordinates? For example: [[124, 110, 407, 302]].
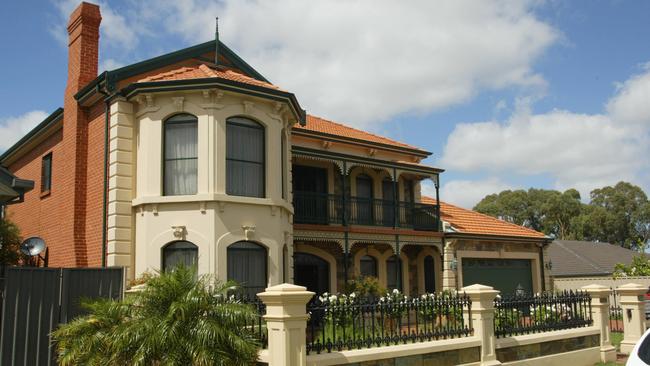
[[0, 0, 649, 208]]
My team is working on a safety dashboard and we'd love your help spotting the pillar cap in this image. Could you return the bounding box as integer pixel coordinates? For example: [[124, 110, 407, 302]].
[[264, 283, 310, 293], [581, 284, 610, 296], [257, 283, 315, 306], [617, 283, 648, 296]]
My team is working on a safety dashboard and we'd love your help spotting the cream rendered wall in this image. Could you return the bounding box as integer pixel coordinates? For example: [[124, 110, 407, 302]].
[[129, 90, 295, 285]]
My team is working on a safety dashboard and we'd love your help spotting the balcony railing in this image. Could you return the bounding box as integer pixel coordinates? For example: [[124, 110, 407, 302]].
[[293, 192, 439, 231]]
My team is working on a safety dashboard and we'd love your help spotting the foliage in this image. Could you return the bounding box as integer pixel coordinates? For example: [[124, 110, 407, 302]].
[[344, 276, 386, 299], [126, 270, 155, 289], [418, 290, 463, 326], [52, 266, 261, 366], [474, 181, 650, 250], [0, 216, 24, 265], [613, 255, 650, 277]]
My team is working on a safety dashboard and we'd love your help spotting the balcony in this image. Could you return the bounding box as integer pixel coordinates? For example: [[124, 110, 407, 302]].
[[293, 191, 439, 231]]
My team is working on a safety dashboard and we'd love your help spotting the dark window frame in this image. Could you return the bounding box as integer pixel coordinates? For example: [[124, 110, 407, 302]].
[[359, 254, 378, 278], [162, 240, 198, 272], [227, 241, 268, 297], [41, 152, 52, 193], [162, 114, 199, 196], [226, 116, 266, 198]]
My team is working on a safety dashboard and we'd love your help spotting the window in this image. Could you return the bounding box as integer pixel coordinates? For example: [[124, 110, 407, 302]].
[[359, 255, 378, 278], [281, 128, 286, 199], [41, 153, 52, 193], [163, 114, 198, 196], [386, 255, 402, 290], [227, 241, 267, 297], [226, 117, 265, 198], [162, 241, 198, 271]]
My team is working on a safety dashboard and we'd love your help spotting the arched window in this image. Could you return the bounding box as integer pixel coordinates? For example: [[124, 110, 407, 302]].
[[163, 114, 198, 196], [386, 255, 402, 290], [359, 255, 378, 278], [356, 174, 373, 224], [162, 241, 198, 271], [294, 252, 330, 295], [227, 241, 267, 297], [226, 117, 265, 198], [424, 255, 436, 293]]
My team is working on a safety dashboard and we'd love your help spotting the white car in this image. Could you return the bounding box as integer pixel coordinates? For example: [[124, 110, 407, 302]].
[[627, 327, 650, 365]]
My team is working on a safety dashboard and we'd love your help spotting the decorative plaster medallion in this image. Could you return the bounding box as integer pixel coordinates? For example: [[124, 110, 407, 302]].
[[172, 96, 185, 112]]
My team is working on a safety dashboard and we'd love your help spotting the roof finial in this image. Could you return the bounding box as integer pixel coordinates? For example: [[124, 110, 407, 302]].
[[214, 17, 220, 66]]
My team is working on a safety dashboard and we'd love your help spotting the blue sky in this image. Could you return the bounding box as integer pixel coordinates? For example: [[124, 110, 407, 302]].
[[1, 0, 649, 208]]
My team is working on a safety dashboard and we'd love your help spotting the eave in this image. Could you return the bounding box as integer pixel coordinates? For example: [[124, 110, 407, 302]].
[[0, 108, 64, 166], [119, 77, 306, 125], [443, 231, 551, 244]]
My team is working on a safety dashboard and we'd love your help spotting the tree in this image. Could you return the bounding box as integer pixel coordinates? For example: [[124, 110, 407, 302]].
[[52, 266, 261, 366], [613, 255, 650, 277], [0, 216, 24, 265]]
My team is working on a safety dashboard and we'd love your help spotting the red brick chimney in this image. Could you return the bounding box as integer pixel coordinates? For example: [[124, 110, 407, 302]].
[[61, 2, 102, 267]]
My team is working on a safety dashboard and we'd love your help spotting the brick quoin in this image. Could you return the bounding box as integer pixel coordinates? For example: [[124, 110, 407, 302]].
[[6, 2, 107, 268]]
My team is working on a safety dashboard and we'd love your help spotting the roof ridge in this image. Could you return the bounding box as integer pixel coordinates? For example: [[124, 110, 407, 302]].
[[304, 114, 421, 151], [421, 195, 546, 237]]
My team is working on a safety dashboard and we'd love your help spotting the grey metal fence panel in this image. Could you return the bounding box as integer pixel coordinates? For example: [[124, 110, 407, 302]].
[[0, 267, 61, 366], [60, 267, 124, 323]]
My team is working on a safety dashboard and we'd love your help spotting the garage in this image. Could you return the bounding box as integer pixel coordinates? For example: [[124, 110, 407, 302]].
[[461, 258, 533, 295]]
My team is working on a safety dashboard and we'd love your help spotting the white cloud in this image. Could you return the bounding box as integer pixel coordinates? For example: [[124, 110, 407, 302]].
[[50, 0, 558, 128], [440, 178, 513, 209], [99, 58, 125, 71], [440, 66, 650, 198], [0, 111, 49, 152]]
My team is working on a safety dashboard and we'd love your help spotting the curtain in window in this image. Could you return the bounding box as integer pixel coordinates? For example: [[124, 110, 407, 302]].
[[164, 114, 198, 195], [360, 255, 378, 278], [162, 241, 198, 271], [386, 255, 401, 290], [227, 241, 267, 297], [226, 117, 264, 197]]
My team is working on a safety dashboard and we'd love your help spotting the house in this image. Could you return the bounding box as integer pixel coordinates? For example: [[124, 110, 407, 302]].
[[1, 2, 551, 296], [549, 240, 650, 292]]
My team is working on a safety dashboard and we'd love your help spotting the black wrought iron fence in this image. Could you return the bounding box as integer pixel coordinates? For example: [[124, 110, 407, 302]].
[[609, 288, 624, 333], [306, 291, 473, 355], [231, 293, 268, 348], [493, 291, 592, 338]]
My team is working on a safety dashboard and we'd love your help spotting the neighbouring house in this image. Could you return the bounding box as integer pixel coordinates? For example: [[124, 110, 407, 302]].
[[0, 165, 33, 206], [549, 240, 650, 292], [0, 2, 551, 296]]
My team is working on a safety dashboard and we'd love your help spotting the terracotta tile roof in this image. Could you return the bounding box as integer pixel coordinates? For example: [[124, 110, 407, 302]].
[[297, 115, 426, 152], [138, 63, 281, 91], [421, 196, 547, 239]]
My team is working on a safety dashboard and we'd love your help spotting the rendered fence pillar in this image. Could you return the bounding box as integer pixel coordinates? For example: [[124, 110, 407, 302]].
[[617, 283, 647, 354], [257, 283, 314, 366], [582, 284, 617, 363], [442, 240, 457, 291], [462, 284, 501, 366]]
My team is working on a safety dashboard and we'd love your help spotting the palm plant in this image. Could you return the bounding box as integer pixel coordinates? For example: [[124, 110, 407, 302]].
[[52, 266, 261, 366]]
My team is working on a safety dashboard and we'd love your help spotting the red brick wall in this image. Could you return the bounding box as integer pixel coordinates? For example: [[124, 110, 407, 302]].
[[6, 129, 71, 266], [84, 103, 106, 267]]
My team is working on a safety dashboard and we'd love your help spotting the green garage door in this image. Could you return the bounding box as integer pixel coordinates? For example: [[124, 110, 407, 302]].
[[461, 258, 533, 295]]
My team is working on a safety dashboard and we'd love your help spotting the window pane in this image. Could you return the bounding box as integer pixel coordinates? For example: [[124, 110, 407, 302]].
[[360, 255, 377, 277], [163, 241, 198, 271], [164, 115, 198, 196], [387, 255, 401, 290], [226, 117, 265, 198], [227, 241, 267, 297], [41, 154, 52, 192]]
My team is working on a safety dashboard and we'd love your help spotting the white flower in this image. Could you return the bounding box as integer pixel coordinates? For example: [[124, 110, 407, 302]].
[[393, 289, 400, 295], [379, 297, 385, 302], [329, 295, 337, 302], [350, 293, 356, 298], [421, 294, 427, 300]]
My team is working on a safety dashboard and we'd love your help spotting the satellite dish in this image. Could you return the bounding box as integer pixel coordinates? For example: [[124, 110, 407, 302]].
[[20, 237, 46, 257]]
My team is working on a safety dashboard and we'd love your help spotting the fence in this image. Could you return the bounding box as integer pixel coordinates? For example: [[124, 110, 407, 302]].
[[609, 288, 624, 333], [493, 290, 592, 338], [0, 266, 124, 366], [305, 291, 472, 354]]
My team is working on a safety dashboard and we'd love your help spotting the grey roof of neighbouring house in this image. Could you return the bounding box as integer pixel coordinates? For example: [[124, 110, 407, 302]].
[[548, 240, 641, 277]]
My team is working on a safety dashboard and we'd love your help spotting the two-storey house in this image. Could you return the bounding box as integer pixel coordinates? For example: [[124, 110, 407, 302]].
[[1, 2, 550, 297]]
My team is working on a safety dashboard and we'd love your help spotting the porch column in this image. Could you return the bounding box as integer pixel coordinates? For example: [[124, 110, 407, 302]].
[[442, 239, 457, 291], [617, 283, 647, 354]]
